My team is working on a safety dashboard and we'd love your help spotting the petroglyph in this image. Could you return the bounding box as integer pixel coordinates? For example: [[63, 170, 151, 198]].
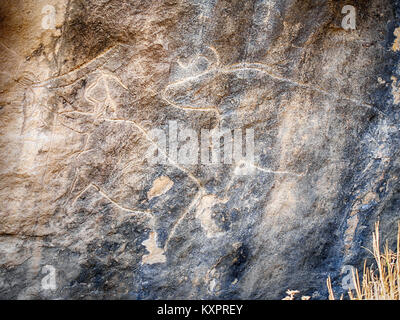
[[162, 46, 221, 116], [2, 37, 311, 256], [30, 50, 308, 250], [164, 47, 385, 117], [73, 183, 154, 220], [84, 71, 129, 118], [32, 43, 133, 89], [0, 33, 375, 284]]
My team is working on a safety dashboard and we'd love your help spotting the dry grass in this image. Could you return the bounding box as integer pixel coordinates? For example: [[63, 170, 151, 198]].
[[328, 221, 400, 300], [282, 289, 310, 300]]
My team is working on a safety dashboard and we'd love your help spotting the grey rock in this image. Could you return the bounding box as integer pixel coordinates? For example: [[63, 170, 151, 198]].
[[1, 0, 400, 299]]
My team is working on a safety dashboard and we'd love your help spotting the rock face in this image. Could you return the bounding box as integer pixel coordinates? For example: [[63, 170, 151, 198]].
[[1, 0, 400, 299]]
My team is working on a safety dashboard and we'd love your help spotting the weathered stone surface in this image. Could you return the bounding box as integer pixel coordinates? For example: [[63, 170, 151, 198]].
[[1, 0, 400, 299]]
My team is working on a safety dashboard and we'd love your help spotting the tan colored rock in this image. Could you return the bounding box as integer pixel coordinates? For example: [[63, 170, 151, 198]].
[[147, 176, 174, 200]]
